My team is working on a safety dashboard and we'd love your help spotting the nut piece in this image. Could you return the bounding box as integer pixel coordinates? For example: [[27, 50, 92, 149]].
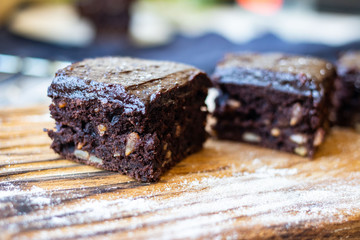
[[162, 151, 172, 167], [290, 134, 308, 145], [74, 150, 89, 160], [313, 128, 325, 146], [113, 152, 120, 157], [77, 142, 85, 150], [294, 146, 308, 157], [290, 103, 303, 126], [175, 125, 181, 137], [227, 99, 241, 109], [125, 132, 140, 156], [89, 155, 103, 164], [97, 124, 107, 136], [270, 128, 281, 137], [166, 150, 172, 159], [163, 143, 168, 151], [242, 132, 261, 143], [58, 100, 67, 108]]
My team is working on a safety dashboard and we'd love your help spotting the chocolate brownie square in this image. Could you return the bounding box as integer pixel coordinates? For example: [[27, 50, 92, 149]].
[[77, 0, 133, 39], [212, 53, 336, 157], [335, 51, 360, 131], [47, 57, 211, 182]]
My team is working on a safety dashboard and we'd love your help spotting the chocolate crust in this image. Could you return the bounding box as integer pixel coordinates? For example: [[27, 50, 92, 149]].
[[212, 53, 334, 99]]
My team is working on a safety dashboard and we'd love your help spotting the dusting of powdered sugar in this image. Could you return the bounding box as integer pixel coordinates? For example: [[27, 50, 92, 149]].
[[0, 183, 48, 199], [1, 166, 360, 240]]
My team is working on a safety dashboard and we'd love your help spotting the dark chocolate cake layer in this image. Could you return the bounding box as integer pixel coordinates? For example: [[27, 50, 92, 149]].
[[335, 51, 360, 131], [212, 53, 336, 157], [47, 57, 211, 182]]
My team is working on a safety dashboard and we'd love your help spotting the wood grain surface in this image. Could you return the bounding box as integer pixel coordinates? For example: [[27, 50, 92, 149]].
[[1, 105, 360, 240]]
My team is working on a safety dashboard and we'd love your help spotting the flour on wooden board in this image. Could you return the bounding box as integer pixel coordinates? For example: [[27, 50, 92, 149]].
[[1, 165, 360, 239]]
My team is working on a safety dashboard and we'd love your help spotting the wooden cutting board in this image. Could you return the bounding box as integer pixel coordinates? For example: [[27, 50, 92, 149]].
[[1, 105, 360, 240]]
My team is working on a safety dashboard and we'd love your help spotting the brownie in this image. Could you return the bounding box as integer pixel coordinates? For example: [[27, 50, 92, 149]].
[[335, 51, 360, 131], [77, 0, 133, 39], [47, 57, 211, 182], [212, 53, 336, 157]]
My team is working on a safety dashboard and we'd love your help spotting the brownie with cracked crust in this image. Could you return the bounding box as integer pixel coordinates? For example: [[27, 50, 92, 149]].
[[335, 51, 360, 131], [211, 53, 336, 158], [47, 57, 211, 182]]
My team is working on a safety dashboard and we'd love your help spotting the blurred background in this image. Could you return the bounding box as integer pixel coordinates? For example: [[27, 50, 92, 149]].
[[0, 0, 360, 107]]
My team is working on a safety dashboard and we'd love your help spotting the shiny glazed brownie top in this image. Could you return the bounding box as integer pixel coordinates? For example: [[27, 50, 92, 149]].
[[48, 57, 205, 113], [213, 53, 335, 99], [337, 51, 360, 75]]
